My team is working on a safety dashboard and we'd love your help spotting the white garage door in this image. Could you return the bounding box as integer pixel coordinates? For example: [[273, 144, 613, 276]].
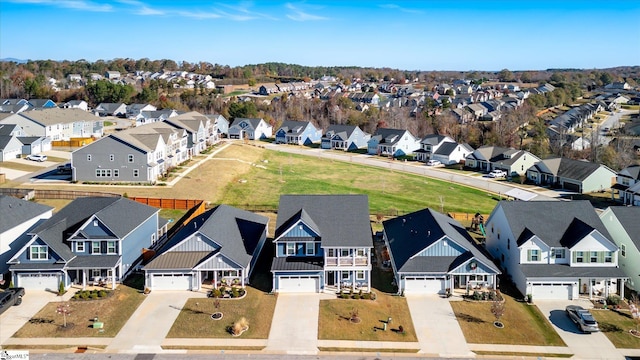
[[532, 283, 572, 300], [278, 276, 319, 293], [404, 277, 445, 294], [18, 273, 60, 290], [151, 274, 192, 290]]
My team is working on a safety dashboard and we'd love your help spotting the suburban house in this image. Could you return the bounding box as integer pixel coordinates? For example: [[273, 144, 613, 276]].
[[164, 111, 216, 155], [228, 118, 273, 140], [367, 128, 420, 157], [26, 99, 57, 109], [94, 103, 127, 117], [613, 165, 640, 206], [61, 100, 89, 111], [271, 194, 372, 293], [431, 142, 474, 165], [143, 205, 269, 291], [210, 114, 229, 137], [7, 197, 166, 291], [0, 108, 103, 140], [18, 136, 52, 155], [127, 103, 157, 119], [383, 208, 500, 295], [105, 71, 121, 80], [275, 120, 322, 145], [320, 124, 370, 151], [0, 124, 25, 161], [72, 122, 189, 183], [465, 146, 540, 176], [526, 157, 616, 193], [414, 134, 455, 162], [135, 109, 178, 126], [485, 201, 626, 300], [0, 196, 53, 278], [600, 207, 640, 292]]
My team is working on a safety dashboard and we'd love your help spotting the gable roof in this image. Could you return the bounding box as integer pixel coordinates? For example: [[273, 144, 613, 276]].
[[496, 200, 613, 248], [19, 108, 98, 126], [230, 118, 267, 130], [608, 207, 640, 250], [383, 208, 499, 273], [277, 120, 312, 135], [618, 165, 640, 180], [275, 195, 371, 247], [150, 205, 268, 269], [323, 124, 360, 140], [531, 157, 611, 181], [371, 128, 412, 145], [433, 142, 462, 156], [0, 195, 52, 234], [420, 134, 453, 146], [29, 197, 158, 261]]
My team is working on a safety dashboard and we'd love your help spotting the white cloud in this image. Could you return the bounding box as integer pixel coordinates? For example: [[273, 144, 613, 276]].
[[177, 11, 222, 20], [379, 3, 423, 14], [285, 3, 328, 21], [8, 0, 112, 11]]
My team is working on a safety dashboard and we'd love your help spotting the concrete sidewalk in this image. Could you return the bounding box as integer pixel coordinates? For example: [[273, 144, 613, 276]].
[[0, 290, 68, 345], [106, 291, 205, 353]]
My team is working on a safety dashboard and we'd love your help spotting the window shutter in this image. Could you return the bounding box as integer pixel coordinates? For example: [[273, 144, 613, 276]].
[[598, 252, 604, 263], [527, 250, 532, 261], [572, 251, 577, 262]]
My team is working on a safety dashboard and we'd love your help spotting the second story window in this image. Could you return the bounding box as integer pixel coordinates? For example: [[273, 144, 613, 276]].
[[92, 241, 100, 254], [30, 245, 48, 260], [590, 251, 598, 263], [357, 248, 365, 257], [107, 241, 116, 254], [109, 154, 114, 161], [528, 249, 539, 262], [286, 243, 295, 256], [554, 248, 565, 259], [306, 242, 315, 256], [621, 244, 626, 257], [605, 251, 613, 263], [76, 242, 84, 252], [575, 251, 584, 263], [87, 154, 92, 161], [128, 154, 134, 162]]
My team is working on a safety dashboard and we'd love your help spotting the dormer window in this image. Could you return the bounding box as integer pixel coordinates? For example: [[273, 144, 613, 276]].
[[30, 245, 48, 260], [554, 248, 565, 259], [527, 249, 540, 262]]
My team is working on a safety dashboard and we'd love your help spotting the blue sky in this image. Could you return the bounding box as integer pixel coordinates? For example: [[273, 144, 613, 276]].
[[1, 0, 639, 71]]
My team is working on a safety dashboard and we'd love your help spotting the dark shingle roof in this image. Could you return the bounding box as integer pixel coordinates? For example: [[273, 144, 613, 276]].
[[277, 120, 311, 135], [383, 208, 499, 274], [433, 142, 459, 156], [67, 255, 120, 268], [230, 118, 265, 130], [150, 205, 269, 269], [323, 124, 359, 140], [271, 256, 324, 271], [420, 134, 451, 146], [496, 201, 613, 248], [609, 207, 640, 250], [534, 157, 608, 181], [619, 165, 640, 181], [520, 264, 627, 278], [275, 195, 371, 247], [0, 195, 52, 235]]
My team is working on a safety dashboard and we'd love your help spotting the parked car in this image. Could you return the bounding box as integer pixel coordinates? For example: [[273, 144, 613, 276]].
[[0, 288, 25, 315], [488, 169, 507, 178], [56, 163, 72, 175], [426, 159, 442, 166], [566, 305, 599, 333], [26, 154, 47, 162]]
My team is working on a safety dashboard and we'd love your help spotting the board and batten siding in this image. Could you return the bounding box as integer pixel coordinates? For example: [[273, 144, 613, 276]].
[[173, 234, 219, 252], [416, 238, 466, 257]]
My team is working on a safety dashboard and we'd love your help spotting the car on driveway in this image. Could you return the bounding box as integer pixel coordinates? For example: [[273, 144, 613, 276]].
[[26, 154, 47, 162], [566, 305, 599, 333], [426, 159, 442, 166], [0, 288, 25, 315], [487, 169, 507, 178]]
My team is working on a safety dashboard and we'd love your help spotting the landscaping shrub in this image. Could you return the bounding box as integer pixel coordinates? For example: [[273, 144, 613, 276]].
[[607, 295, 621, 306], [472, 291, 482, 301], [91, 293, 98, 299], [362, 292, 371, 300], [81, 291, 89, 300], [370, 292, 377, 301], [98, 290, 107, 298], [231, 287, 239, 298], [352, 293, 360, 300], [340, 292, 349, 299], [213, 288, 222, 298]]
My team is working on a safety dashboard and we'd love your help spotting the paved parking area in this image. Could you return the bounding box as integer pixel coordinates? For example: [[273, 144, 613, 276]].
[[406, 294, 474, 357], [265, 293, 326, 354], [536, 300, 623, 360], [0, 290, 61, 345]]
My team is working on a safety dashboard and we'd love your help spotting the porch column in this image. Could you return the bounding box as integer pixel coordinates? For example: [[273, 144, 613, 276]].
[[213, 271, 217, 287], [368, 271, 371, 292], [351, 271, 355, 292], [620, 279, 625, 299], [82, 269, 87, 290], [241, 270, 245, 288], [111, 266, 116, 290], [589, 278, 593, 300], [492, 275, 497, 290]]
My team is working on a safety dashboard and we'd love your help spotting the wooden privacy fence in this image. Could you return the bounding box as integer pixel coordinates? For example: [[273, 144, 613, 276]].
[[51, 137, 94, 148], [34, 189, 120, 199], [129, 197, 203, 210]]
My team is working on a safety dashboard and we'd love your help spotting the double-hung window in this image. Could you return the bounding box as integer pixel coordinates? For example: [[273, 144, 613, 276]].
[[30, 245, 48, 260], [528, 249, 540, 262], [92, 241, 101, 254], [107, 241, 116, 254], [286, 243, 296, 256], [306, 242, 315, 256]]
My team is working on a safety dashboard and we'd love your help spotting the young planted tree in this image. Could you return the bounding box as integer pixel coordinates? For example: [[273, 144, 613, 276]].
[[630, 294, 640, 336], [491, 296, 506, 328]]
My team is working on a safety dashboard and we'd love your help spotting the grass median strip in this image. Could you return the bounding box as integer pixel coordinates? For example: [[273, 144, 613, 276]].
[[318, 347, 419, 353], [162, 345, 265, 351], [473, 350, 572, 358]]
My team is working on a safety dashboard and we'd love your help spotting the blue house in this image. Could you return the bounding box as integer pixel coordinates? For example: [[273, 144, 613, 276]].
[[367, 128, 420, 157], [383, 208, 500, 295], [320, 124, 370, 151], [27, 99, 57, 109], [8, 197, 167, 291], [275, 120, 322, 145], [271, 195, 372, 293]]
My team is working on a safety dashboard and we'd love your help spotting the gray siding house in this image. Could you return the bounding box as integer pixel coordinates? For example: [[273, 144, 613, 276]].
[[320, 124, 370, 151]]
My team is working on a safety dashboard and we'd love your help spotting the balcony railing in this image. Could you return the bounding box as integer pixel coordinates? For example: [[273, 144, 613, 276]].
[[325, 256, 368, 267]]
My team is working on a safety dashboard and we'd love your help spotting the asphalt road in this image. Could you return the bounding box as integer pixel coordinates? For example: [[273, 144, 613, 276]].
[[262, 143, 559, 202], [28, 354, 443, 360]]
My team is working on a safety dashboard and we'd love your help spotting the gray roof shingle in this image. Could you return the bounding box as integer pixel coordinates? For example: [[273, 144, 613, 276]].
[[275, 195, 372, 248], [0, 195, 52, 234]]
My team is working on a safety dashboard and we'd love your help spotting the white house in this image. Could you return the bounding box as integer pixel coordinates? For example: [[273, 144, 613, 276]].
[[228, 118, 273, 140]]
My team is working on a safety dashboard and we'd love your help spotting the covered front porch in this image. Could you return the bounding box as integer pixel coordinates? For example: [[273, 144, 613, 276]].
[[199, 269, 246, 291], [66, 255, 121, 290], [324, 269, 371, 293], [578, 277, 627, 300]]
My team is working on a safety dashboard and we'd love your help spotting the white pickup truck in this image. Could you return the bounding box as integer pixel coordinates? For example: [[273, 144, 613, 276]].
[[488, 169, 507, 178]]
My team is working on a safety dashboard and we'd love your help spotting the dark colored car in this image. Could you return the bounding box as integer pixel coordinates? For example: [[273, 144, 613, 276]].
[[566, 305, 599, 333], [0, 288, 25, 315]]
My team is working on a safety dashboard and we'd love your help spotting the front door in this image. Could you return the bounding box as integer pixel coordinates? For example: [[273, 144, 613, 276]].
[[327, 271, 335, 286]]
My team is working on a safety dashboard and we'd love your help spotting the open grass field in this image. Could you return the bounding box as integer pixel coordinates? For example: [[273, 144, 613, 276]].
[[166, 287, 276, 339], [14, 284, 145, 338], [450, 296, 565, 346], [216, 144, 498, 214], [318, 292, 417, 342], [8, 143, 498, 215], [591, 309, 640, 349]]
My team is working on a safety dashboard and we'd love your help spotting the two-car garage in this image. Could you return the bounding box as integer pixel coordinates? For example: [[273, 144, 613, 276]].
[[276, 276, 320, 293], [403, 276, 445, 294], [149, 273, 194, 291], [530, 282, 575, 300], [16, 273, 61, 291]]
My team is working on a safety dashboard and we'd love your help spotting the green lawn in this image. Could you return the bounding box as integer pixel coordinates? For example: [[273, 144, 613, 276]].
[[14, 284, 145, 338], [216, 150, 498, 214], [451, 296, 565, 346], [591, 310, 640, 349], [0, 162, 43, 172], [166, 287, 276, 339], [318, 292, 417, 342]]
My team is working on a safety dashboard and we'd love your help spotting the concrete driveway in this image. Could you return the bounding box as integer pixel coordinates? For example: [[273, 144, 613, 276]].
[[536, 300, 623, 360], [106, 291, 205, 353], [0, 290, 60, 345], [265, 293, 325, 354], [405, 294, 474, 357]]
